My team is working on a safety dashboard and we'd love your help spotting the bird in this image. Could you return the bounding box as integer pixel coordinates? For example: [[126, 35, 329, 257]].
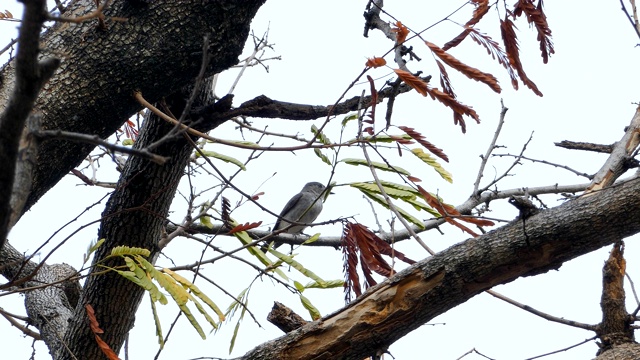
[[266, 181, 327, 251]]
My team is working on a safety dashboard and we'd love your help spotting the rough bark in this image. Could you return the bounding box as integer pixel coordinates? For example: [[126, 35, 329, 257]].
[[0, 0, 265, 217], [57, 83, 224, 359]]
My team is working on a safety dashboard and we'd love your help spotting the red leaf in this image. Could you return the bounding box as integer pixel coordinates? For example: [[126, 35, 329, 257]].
[[228, 221, 263, 234]]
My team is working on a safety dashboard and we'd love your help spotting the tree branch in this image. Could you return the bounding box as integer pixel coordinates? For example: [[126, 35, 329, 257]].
[[0, 0, 59, 250], [241, 175, 640, 360]]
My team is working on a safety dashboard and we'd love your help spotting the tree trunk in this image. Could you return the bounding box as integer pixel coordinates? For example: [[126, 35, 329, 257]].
[[0, 0, 265, 216]]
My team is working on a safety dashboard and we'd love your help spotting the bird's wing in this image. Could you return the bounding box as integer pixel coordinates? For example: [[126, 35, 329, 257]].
[[273, 193, 303, 230]]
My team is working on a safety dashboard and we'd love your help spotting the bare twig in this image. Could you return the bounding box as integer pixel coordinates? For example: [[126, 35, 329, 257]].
[[0, 307, 41, 340], [35, 130, 169, 165], [493, 153, 594, 180], [473, 100, 508, 196], [486, 289, 596, 330]]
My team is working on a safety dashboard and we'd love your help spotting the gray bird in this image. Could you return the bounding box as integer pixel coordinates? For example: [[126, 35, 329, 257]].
[[268, 181, 327, 250]]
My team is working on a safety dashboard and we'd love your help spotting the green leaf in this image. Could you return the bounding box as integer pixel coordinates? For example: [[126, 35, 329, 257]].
[[302, 233, 321, 245], [357, 189, 426, 230], [340, 158, 410, 176], [110, 246, 151, 257], [350, 182, 416, 201], [341, 113, 359, 127], [83, 238, 105, 264], [268, 249, 328, 287], [209, 139, 260, 148], [232, 222, 289, 282], [299, 294, 322, 320], [149, 293, 164, 349], [229, 320, 241, 354], [294, 280, 306, 292], [304, 279, 345, 289], [197, 150, 246, 171], [115, 259, 167, 305], [350, 181, 441, 218], [122, 139, 134, 146], [311, 124, 332, 145], [411, 148, 453, 183], [200, 215, 213, 229], [164, 268, 225, 322], [314, 148, 332, 165]]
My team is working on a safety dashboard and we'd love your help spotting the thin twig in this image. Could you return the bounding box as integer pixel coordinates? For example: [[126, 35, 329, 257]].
[[35, 130, 169, 165], [492, 153, 594, 180], [524, 336, 597, 360], [0, 307, 41, 340], [486, 289, 596, 330], [473, 99, 508, 196]]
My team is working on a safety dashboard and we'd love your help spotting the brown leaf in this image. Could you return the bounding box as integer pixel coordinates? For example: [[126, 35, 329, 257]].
[[500, 18, 543, 96], [426, 41, 500, 93], [460, 217, 495, 227], [85, 305, 121, 360], [341, 223, 416, 301], [513, 0, 554, 64], [398, 125, 449, 163], [467, 28, 519, 90], [365, 57, 387, 68], [394, 69, 429, 96], [388, 135, 414, 145], [94, 335, 121, 360], [442, 0, 489, 50], [341, 225, 362, 302], [85, 304, 103, 334], [417, 186, 479, 237], [424, 87, 479, 133]]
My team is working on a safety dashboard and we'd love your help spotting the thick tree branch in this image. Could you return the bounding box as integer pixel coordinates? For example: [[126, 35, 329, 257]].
[[584, 106, 640, 195], [193, 78, 430, 123], [0, 0, 59, 250], [241, 175, 640, 360]]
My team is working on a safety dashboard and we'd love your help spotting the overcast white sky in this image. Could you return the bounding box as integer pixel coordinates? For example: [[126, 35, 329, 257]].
[[2, 1, 640, 359]]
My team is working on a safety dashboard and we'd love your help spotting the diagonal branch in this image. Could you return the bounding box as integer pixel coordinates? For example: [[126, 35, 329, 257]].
[[0, 0, 59, 251], [240, 175, 640, 360]]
